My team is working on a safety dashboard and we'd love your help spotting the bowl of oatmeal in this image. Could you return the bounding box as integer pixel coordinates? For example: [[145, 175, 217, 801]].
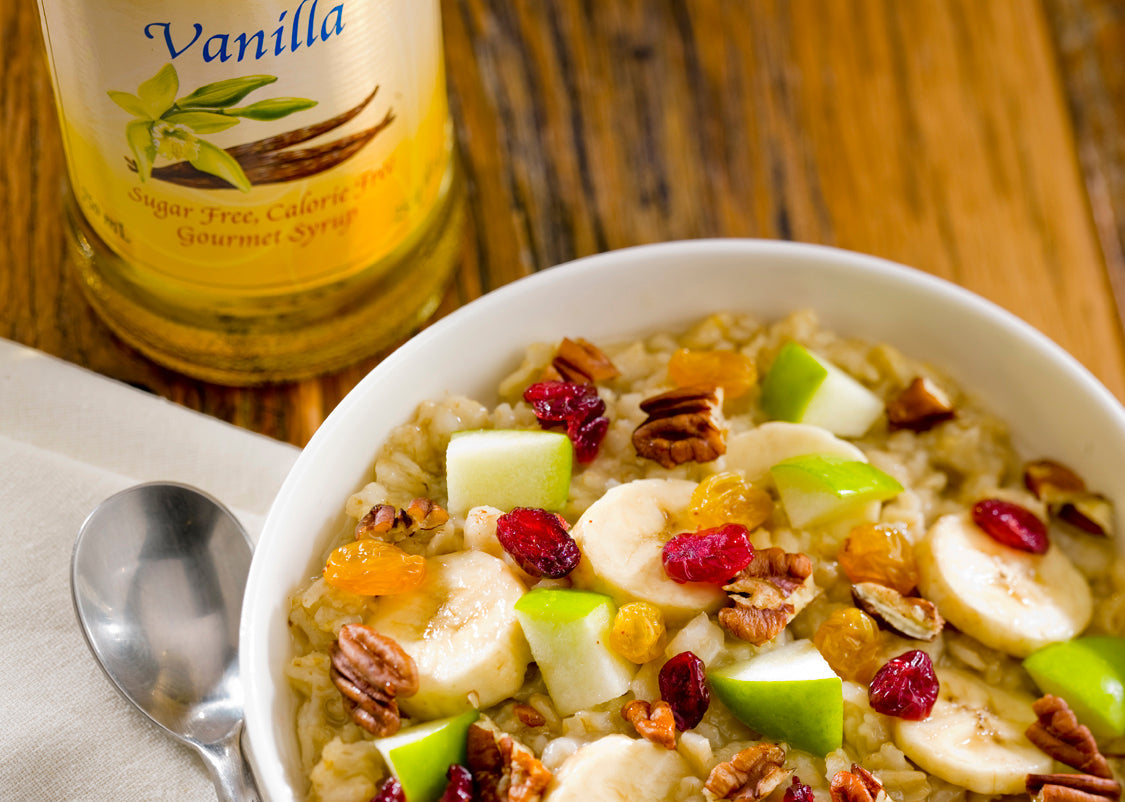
[[241, 239, 1125, 802]]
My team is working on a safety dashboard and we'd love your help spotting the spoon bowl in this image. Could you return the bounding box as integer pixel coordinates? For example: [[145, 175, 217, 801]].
[[72, 482, 260, 801]]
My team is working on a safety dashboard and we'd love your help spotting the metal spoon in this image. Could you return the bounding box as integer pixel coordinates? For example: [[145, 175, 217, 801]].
[[71, 482, 261, 802]]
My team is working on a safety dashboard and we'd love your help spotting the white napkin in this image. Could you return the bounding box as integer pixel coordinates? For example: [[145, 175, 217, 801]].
[[0, 340, 300, 801]]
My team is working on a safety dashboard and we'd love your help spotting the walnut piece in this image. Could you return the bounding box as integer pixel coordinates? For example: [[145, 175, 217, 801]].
[[330, 624, 418, 736], [1026, 695, 1112, 779], [355, 497, 450, 541], [886, 376, 955, 432], [467, 716, 553, 802], [1024, 459, 1114, 537], [719, 547, 815, 645], [705, 742, 788, 801], [851, 582, 944, 641], [542, 337, 619, 384], [1027, 774, 1122, 802], [830, 765, 889, 802], [632, 385, 726, 469], [622, 700, 677, 750]]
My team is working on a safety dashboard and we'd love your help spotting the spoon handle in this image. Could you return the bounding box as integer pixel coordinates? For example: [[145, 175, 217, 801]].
[[198, 724, 262, 802]]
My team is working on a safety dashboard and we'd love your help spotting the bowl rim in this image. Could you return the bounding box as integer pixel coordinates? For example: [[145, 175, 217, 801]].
[[241, 237, 1125, 800]]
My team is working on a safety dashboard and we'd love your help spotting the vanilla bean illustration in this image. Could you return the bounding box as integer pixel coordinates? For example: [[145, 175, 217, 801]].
[[128, 87, 390, 188]]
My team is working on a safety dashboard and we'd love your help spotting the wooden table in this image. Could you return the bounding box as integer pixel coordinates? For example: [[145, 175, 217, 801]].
[[4, 0, 1125, 447]]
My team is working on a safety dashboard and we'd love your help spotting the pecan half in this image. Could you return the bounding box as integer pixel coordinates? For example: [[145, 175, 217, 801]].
[[886, 376, 955, 432], [705, 742, 789, 801], [356, 498, 450, 541], [719, 547, 815, 645], [467, 716, 553, 802], [633, 385, 726, 469], [622, 700, 677, 750], [1026, 695, 1112, 779], [830, 765, 888, 802], [330, 624, 419, 736], [1024, 460, 1114, 537], [851, 582, 944, 641], [1027, 774, 1122, 802], [542, 337, 619, 384]]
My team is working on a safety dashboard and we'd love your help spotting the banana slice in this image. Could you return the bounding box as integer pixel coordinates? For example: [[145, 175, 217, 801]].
[[367, 550, 530, 719], [893, 667, 1052, 794], [917, 512, 1092, 657], [720, 422, 868, 481], [569, 479, 727, 625], [545, 734, 693, 801]]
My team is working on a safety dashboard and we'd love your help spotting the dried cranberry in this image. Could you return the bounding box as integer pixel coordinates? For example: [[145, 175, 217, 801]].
[[371, 777, 405, 802], [568, 414, 609, 463], [524, 381, 609, 463], [868, 649, 939, 720], [784, 776, 815, 802], [524, 381, 605, 424], [496, 507, 581, 578], [438, 765, 473, 802], [661, 524, 754, 584], [658, 651, 710, 730], [971, 499, 1049, 554]]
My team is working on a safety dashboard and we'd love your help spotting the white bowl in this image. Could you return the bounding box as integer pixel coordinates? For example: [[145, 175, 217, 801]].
[[241, 239, 1125, 800]]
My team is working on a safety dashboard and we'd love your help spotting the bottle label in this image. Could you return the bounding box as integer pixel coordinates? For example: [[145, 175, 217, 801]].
[[36, 0, 451, 293]]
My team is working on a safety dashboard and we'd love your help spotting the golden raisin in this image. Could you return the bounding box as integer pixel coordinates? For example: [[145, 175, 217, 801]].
[[610, 602, 667, 663], [668, 349, 757, 399], [838, 523, 919, 595], [813, 607, 885, 684], [324, 539, 426, 596], [690, 472, 773, 531]]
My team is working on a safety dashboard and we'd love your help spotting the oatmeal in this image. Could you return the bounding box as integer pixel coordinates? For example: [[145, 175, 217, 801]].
[[286, 310, 1125, 802]]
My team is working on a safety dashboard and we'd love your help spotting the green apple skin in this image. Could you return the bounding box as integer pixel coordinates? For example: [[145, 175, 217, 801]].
[[708, 639, 843, 757], [374, 709, 479, 802], [445, 429, 572, 516], [770, 454, 903, 528], [761, 342, 828, 423], [760, 343, 883, 437], [514, 588, 636, 715], [1023, 636, 1125, 738]]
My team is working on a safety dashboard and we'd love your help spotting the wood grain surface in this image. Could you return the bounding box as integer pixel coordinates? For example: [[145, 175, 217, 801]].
[[3, 0, 1124, 446]]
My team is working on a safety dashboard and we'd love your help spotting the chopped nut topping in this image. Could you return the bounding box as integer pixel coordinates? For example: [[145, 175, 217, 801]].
[[467, 716, 553, 802], [633, 385, 726, 469], [355, 498, 450, 541], [886, 376, 956, 432], [830, 765, 889, 802], [512, 702, 546, 728], [622, 699, 677, 750], [1057, 495, 1115, 537], [542, 337, 619, 384], [330, 624, 418, 737], [1026, 695, 1112, 779], [851, 582, 944, 641], [1027, 774, 1122, 802], [1024, 460, 1114, 537], [705, 742, 789, 801], [719, 547, 816, 645]]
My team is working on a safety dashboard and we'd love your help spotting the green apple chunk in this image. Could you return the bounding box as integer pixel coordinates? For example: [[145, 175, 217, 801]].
[[374, 709, 479, 802], [760, 342, 884, 437], [708, 639, 842, 757], [1023, 636, 1125, 738], [445, 429, 572, 516], [514, 588, 636, 715], [770, 454, 903, 528]]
